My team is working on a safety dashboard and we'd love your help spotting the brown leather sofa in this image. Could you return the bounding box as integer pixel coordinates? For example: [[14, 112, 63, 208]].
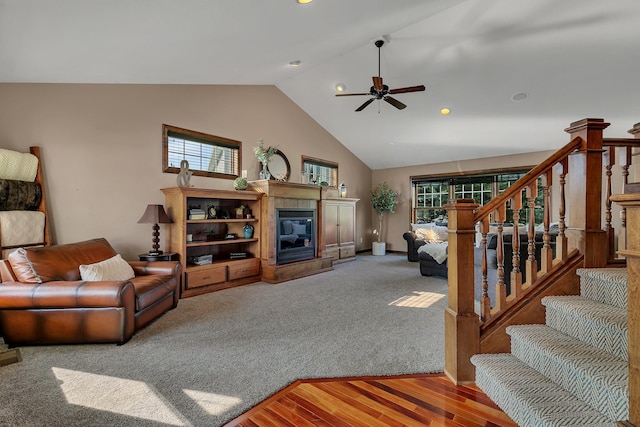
[[0, 238, 181, 346]]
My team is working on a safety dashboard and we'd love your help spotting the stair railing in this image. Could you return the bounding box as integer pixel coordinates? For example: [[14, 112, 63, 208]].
[[444, 118, 640, 385]]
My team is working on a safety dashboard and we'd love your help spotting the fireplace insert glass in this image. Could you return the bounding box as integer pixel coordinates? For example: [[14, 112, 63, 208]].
[[275, 208, 316, 264]]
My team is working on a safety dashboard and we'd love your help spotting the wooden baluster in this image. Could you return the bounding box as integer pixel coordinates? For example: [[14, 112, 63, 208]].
[[556, 159, 569, 261], [494, 205, 507, 311], [605, 146, 615, 261], [620, 146, 632, 251], [479, 217, 491, 321], [541, 171, 553, 273], [510, 196, 522, 295], [526, 181, 538, 286]]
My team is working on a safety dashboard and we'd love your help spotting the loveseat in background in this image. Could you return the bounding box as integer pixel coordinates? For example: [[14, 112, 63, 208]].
[[403, 223, 559, 287]]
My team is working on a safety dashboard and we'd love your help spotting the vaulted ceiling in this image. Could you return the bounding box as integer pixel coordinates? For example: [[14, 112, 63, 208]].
[[1, 0, 638, 169]]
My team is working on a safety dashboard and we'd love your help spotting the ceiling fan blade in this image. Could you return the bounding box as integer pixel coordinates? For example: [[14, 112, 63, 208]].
[[335, 92, 370, 97], [355, 98, 375, 112], [372, 76, 383, 91], [384, 96, 407, 110], [389, 85, 426, 94]]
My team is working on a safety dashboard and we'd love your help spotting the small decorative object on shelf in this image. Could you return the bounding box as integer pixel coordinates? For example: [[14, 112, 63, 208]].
[[243, 222, 254, 238], [177, 160, 192, 188], [224, 233, 237, 240], [339, 182, 348, 198], [234, 177, 248, 190], [235, 205, 245, 219], [207, 205, 217, 219]]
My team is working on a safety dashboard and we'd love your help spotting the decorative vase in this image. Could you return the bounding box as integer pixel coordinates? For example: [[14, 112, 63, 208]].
[[243, 223, 254, 239], [259, 163, 271, 180]]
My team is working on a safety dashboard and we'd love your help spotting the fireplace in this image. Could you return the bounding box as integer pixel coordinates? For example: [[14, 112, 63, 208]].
[[275, 208, 316, 264]]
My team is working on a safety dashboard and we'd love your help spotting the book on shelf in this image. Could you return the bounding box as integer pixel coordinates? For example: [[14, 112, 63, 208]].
[[189, 209, 207, 220], [190, 254, 212, 265]]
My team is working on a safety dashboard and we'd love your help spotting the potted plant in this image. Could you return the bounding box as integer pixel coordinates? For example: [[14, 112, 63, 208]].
[[371, 181, 398, 255], [253, 139, 277, 180]]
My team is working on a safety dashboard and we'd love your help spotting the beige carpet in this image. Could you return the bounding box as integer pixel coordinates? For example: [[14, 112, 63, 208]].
[[0, 253, 448, 426]]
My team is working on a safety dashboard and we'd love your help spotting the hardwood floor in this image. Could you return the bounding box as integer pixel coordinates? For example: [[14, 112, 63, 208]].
[[224, 373, 517, 427]]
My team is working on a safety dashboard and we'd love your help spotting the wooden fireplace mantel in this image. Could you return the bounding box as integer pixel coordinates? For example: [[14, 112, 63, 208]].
[[248, 179, 322, 200]]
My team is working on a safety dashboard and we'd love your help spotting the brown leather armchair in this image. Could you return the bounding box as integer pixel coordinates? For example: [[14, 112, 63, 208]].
[[0, 238, 181, 346]]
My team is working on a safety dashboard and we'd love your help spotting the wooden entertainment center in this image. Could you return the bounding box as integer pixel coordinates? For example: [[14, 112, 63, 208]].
[[163, 181, 357, 297]]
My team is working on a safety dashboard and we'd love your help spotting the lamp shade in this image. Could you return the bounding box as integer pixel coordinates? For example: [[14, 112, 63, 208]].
[[138, 204, 172, 224]]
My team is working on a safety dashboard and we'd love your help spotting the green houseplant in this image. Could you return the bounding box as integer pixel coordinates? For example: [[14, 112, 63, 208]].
[[371, 181, 398, 255]]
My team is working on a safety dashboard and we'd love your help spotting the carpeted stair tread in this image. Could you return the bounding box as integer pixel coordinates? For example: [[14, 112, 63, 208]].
[[577, 268, 627, 309], [542, 295, 628, 361], [507, 324, 628, 421], [471, 353, 616, 427]]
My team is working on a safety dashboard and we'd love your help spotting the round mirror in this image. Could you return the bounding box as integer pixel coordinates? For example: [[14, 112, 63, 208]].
[[267, 149, 291, 181]]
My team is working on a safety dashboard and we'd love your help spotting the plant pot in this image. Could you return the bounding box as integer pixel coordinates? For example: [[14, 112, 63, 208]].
[[372, 241, 386, 256]]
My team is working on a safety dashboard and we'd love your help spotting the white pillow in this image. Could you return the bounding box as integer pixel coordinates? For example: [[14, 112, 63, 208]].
[[79, 254, 135, 282]]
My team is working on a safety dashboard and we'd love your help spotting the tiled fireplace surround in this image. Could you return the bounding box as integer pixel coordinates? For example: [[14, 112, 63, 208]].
[[249, 180, 333, 283]]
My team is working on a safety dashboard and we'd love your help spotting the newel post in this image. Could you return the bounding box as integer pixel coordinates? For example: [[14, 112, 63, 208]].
[[564, 118, 610, 267], [444, 198, 480, 384]]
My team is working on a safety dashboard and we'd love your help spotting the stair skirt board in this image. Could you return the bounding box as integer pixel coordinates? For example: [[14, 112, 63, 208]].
[[577, 268, 627, 310], [542, 296, 628, 361], [472, 353, 617, 427], [507, 324, 628, 421]]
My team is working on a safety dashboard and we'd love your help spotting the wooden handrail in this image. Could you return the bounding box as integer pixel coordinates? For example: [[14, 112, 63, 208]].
[[474, 136, 584, 221], [603, 137, 640, 147]]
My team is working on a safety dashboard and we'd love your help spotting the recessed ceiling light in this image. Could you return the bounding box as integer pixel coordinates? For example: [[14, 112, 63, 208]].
[[288, 60, 301, 67], [297, 0, 313, 3], [512, 92, 528, 102], [440, 108, 451, 115], [335, 83, 346, 92]]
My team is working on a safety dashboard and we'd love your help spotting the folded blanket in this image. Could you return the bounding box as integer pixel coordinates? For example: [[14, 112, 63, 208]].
[[0, 210, 45, 247], [417, 241, 448, 264], [0, 179, 42, 210], [0, 149, 39, 182]]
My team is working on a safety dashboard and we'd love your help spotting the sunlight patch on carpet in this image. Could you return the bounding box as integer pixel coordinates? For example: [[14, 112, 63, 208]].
[[52, 367, 187, 426], [389, 291, 445, 308], [183, 389, 242, 415]]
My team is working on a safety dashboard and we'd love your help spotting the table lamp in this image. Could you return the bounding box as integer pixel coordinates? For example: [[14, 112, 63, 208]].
[[138, 204, 172, 255]]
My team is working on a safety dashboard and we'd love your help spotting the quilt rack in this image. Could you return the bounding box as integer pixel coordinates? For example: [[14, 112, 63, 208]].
[[0, 146, 51, 258]]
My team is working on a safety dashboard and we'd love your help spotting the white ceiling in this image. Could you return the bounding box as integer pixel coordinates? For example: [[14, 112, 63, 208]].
[[1, 0, 639, 169]]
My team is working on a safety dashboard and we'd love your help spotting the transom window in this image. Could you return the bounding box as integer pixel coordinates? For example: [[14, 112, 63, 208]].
[[302, 156, 338, 187], [163, 124, 240, 179]]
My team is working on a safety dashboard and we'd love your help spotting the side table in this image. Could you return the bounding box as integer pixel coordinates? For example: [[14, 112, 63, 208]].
[[138, 252, 178, 262]]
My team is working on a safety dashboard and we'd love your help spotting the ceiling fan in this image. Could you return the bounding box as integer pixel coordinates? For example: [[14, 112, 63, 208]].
[[336, 39, 426, 112]]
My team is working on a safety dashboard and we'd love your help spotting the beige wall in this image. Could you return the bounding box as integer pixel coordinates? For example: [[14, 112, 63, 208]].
[[0, 83, 372, 259], [371, 151, 559, 253]]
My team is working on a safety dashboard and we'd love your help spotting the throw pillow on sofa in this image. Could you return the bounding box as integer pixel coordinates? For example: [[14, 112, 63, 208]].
[[7, 247, 42, 284], [79, 254, 135, 281]]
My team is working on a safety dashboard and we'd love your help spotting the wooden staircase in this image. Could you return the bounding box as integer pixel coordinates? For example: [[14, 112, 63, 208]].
[[444, 118, 640, 426]]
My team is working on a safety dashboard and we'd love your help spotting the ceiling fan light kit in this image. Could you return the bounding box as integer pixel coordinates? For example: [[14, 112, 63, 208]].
[[336, 39, 425, 112]]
